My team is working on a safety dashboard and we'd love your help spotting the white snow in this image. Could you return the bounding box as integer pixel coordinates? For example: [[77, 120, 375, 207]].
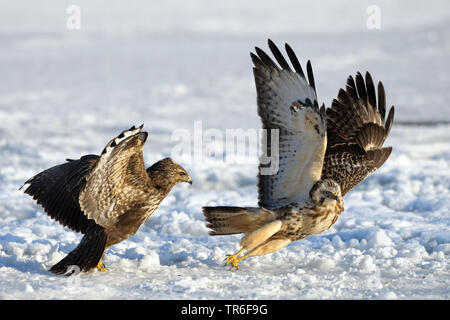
[[0, 0, 449, 300]]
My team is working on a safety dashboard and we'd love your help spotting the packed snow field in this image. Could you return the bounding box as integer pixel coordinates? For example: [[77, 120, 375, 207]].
[[0, 1, 449, 299]]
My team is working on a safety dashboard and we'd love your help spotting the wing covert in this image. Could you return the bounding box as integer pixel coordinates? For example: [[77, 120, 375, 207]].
[[79, 125, 156, 228]]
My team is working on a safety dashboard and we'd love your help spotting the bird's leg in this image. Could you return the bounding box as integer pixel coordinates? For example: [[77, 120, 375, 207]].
[[242, 238, 292, 259], [225, 238, 292, 270], [224, 220, 283, 270], [224, 248, 245, 270], [96, 261, 107, 272], [240, 220, 282, 250]]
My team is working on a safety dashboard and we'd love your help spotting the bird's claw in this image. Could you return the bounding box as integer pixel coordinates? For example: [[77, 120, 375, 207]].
[[224, 253, 241, 270], [96, 261, 108, 272]]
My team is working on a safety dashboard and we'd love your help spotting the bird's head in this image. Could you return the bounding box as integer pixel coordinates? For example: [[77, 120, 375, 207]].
[[169, 158, 192, 185], [310, 179, 342, 206], [146, 157, 192, 191]]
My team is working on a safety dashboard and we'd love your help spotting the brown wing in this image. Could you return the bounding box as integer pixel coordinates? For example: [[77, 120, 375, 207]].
[[252, 39, 327, 209], [322, 72, 395, 195], [79, 125, 157, 229], [21, 155, 99, 233]]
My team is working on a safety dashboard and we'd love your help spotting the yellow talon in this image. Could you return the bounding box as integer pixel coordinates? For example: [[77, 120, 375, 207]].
[[224, 248, 245, 270], [96, 261, 108, 272]]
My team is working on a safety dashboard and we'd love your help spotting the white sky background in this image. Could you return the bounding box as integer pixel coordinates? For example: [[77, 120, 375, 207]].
[[1, 0, 450, 34]]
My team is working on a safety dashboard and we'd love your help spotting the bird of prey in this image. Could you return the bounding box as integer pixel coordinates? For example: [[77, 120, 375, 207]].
[[203, 39, 394, 270], [21, 125, 192, 275]]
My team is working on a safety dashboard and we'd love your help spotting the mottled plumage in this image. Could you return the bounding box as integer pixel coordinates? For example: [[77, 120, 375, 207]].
[[203, 40, 394, 269], [21, 125, 191, 275], [322, 72, 394, 195]]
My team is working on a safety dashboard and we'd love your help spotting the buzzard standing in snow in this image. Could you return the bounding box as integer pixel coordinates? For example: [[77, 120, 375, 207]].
[[203, 40, 394, 269], [21, 125, 191, 275]]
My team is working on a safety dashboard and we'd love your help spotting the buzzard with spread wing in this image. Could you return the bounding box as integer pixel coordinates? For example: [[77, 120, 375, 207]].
[[21, 125, 191, 275], [203, 40, 394, 269]]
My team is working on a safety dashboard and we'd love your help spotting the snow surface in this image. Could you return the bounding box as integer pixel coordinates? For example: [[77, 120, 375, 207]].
[[0, 0, 449, 299]]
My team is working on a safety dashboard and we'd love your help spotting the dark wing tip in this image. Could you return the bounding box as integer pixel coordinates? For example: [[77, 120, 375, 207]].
[[255, 46, 278, 70], [384, 106, 395, 136], [267, 39, 291, 71], [355, 71, 368, 101], [347, 74, 356, 91], [284, 42, 305, 79], [306, 60, 316, 93], [377, 81, 386, 120], [365, 71, 377, 109], [250, 52, 262, 67]]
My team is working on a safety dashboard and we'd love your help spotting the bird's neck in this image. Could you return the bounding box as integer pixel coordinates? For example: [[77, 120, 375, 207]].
[[146, 169, 175, 196], [318, 198, 344, 214]]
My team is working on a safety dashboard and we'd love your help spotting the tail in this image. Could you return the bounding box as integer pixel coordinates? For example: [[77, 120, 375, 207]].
[[203, 206, 276, 235], [49, 223, 107, 275]]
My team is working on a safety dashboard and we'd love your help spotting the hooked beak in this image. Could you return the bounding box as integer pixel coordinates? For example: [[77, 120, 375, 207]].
[[186, 176, 192, 185]]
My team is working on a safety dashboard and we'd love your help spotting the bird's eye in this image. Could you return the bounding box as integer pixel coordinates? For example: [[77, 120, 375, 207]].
[[179, 172, 186, 176]]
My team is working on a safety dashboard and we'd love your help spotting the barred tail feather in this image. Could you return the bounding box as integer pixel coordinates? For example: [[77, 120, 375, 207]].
[[49, 223, 107, 275], [203, 206, 276, 235]]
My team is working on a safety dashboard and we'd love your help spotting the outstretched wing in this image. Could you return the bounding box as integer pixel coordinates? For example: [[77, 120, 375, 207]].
[[21, 155, 99, 233], [79, 125, 156, 229], [252, 40, 327, 209], [322, 72, 395, 195]]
